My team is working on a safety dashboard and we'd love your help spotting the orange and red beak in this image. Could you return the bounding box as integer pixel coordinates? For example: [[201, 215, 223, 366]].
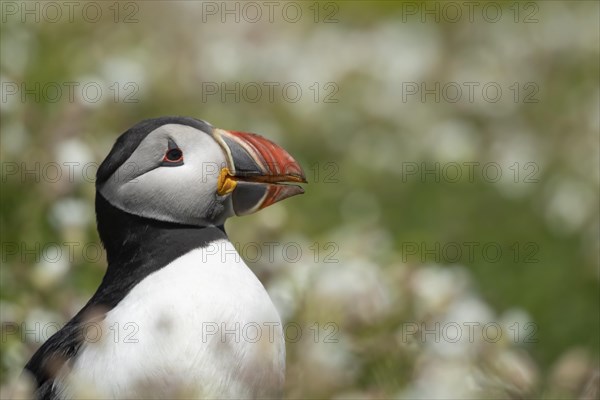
[[212, 128, 306, 216]]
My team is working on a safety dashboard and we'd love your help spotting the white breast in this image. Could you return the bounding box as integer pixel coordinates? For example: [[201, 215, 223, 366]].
[[57, 239, 285, 399]]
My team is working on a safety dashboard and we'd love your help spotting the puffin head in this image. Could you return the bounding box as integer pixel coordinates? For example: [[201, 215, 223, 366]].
[[96, 116, 306, 227]]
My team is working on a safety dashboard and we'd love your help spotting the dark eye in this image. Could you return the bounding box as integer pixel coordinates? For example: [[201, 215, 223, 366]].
[[162, 148, 183, 165]]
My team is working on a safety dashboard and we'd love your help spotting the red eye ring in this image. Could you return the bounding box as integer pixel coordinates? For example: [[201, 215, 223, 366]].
[[163, 148, 183, 163]]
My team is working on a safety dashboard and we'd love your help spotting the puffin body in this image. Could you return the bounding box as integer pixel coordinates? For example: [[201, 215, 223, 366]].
[[64, 238, 285, 398], [23, 117, 306, 399]]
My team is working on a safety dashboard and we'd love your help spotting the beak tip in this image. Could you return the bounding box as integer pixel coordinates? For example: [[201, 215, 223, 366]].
[[295, 173, 308, 185]]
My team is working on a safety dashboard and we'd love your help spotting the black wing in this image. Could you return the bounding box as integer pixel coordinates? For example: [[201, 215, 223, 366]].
[[23, 306, 101, 400]]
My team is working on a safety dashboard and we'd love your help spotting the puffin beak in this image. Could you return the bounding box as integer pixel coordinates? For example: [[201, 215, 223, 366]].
[[212, 128, 307, 216]]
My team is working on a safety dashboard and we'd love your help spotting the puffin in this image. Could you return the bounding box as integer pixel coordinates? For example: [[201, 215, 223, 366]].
[[22, 116, 306, 399]]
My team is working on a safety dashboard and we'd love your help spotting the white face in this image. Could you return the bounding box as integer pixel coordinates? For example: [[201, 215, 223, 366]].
[[98, 124, 234, 226]]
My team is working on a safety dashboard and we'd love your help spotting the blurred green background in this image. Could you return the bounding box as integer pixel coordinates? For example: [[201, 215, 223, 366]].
[[1, 1, 598, 398]]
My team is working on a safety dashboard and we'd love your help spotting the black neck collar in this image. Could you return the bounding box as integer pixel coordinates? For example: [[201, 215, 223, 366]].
[[91, 193, 227, 310], [23, 195, 227, 390]]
